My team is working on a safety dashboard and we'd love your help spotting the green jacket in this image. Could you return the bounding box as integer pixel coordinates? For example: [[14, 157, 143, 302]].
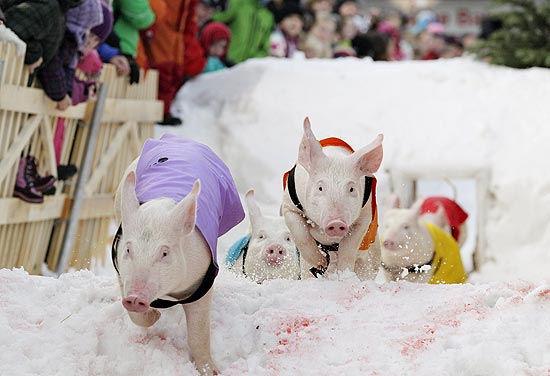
[[212, 0, 273, 63], [112, 0, 155, 57]]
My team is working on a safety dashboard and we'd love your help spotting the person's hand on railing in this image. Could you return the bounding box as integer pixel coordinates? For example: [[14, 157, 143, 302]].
[[109, 55, 131, 77], [56, 95, 72, 111], [0, 21, 26, 56], [122, 54, 140, 84]]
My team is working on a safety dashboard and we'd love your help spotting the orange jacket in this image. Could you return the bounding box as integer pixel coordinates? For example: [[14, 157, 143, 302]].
[[137, 0, 205, 75]]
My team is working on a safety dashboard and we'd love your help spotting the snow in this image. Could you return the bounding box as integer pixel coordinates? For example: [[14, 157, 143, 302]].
[[3, 57, 550, 375]]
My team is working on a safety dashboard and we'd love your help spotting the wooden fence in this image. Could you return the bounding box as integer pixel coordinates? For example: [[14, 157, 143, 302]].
[[0, 41, 163, 274]]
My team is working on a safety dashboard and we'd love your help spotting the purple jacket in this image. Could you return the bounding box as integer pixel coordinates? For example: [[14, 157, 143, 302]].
[[135, 134, 245, 270]]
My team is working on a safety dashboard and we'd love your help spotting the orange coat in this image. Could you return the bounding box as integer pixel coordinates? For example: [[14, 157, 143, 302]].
[[137, 0, 205, 113]]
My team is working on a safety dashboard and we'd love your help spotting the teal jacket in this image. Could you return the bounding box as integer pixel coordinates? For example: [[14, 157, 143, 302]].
[[202, 57, 227, 73], [212, 0, 274, 63], [112, 0, 155, 57]]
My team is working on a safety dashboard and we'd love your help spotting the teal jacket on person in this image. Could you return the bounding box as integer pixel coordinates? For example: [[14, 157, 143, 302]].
[[212, 0, 274, 63], [202, 57, 226, 73], [112, 0, 155, 57]]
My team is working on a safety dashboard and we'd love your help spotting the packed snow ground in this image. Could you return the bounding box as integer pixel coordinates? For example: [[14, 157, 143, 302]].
[[2, 58, 550, 375]]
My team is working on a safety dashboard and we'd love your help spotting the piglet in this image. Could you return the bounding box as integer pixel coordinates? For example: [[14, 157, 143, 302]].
[[226, 189, 300, 283], [113, 134, 244, 376], [281, 117, 383, 280], [380, 199, 467, 284]]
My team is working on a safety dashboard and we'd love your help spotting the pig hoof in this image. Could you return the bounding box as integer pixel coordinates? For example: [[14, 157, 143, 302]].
[[128, 308, 161, 327]]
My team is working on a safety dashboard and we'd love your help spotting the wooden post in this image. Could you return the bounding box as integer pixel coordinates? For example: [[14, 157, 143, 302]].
[[55, 83, 109, 275]]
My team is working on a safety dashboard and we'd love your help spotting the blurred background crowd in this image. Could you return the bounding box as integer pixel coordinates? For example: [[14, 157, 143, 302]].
[[0, 0, 547, 128]]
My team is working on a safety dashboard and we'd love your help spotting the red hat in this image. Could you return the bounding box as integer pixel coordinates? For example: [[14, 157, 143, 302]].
[[200, 22, 231, 53]]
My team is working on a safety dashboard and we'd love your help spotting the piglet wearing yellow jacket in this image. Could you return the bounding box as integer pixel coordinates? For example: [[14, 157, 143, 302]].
[[380, 198, 467, 284]]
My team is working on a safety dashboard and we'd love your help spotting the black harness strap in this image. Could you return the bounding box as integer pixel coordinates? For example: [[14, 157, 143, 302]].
[[309, 241, 339, 278], [111, 223, 217, 308], [287, 166, 303, 211], [241, 239, 250, 277], [362, 176, 373, 208]]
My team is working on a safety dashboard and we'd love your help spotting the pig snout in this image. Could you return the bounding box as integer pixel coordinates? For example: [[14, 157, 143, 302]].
[[264, 244, 287, 266], [122, 293, 150, 313], [382, 239, 399, 251], [324, 220, 349, 237]]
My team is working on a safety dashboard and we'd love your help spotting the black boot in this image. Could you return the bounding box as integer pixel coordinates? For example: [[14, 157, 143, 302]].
[[158, 114, 182, 126], [57, 164, 78, 180]]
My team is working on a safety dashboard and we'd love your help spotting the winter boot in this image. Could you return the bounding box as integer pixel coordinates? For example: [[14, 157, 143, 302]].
[[158, 114, 182, 126], [13, 157, 44, 204], [57, 164, 77, 181], [25, 155, 56, 192]]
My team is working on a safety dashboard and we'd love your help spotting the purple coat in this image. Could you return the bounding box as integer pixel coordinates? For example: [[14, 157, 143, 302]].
[[135, 134, 245, 270]]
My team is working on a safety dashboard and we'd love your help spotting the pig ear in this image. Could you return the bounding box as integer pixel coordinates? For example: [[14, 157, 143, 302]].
[[297, 117, 324, 172], [172, 180, 201, 235], [352, 134, 383, 176], [121, 171, 140, 224], [388, 193, 401, 209], [245, 189, 262, 227]]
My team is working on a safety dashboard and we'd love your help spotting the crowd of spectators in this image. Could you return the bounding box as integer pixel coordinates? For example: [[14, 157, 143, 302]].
[[0, 0, 486, 124], [0, 0, 489, 203]]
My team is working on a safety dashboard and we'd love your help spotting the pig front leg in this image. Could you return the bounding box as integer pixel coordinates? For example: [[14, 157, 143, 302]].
[[355, 235, 381, 280], [127, 308, 161, 328], [284, 210, 328, 272], [183, 289, 218, 376], [336, 217, 369, 272]]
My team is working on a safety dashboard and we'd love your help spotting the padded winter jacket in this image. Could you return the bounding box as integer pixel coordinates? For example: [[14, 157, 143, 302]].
[[212, 0, 274, 63], [137, 0, 205, 114], [112, 0, 155, 57], [1, 0, 82, 65], [425, 222, 468, 284]]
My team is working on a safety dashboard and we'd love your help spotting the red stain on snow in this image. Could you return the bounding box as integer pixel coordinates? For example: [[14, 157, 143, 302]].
[[269, 317, 316, 356], [400, 325, 437, 356], [536, 289, 550, 298]]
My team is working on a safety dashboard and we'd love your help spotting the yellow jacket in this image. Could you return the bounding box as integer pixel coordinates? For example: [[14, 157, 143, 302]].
[[424, 222, 468, 284]]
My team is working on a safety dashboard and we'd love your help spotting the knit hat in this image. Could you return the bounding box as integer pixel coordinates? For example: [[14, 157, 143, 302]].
[[274, 3, 304, 24], [66, 0, 103, 49], [78, 49, 103, 75], [200, 22, 231, 53], [90, 2, 114, 43]]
